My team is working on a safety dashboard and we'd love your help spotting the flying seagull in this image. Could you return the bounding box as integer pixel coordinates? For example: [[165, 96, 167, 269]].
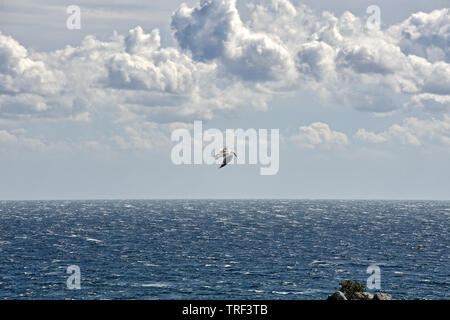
[[215, 147, 237, 169]]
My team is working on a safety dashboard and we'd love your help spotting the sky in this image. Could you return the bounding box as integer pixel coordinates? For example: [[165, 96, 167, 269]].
[[0, 0, 449, 200]]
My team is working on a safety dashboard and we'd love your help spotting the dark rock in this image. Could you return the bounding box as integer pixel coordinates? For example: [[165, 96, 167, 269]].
[[327, 291, 347, 300], [373, 293, 392, 300], [349, 292, 374, 300]]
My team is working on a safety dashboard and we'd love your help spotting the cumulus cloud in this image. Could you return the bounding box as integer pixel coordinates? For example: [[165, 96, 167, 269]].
[[296, 41, 337, 82], [286, 6, 450, 112], [1, 26, 227, 125], [0, 32, 64, 96], [170, 0, 449, 114], [124, 26, 161, 55], [388, 8, 450, 62], [171, 0, 296, 82], [105, 27, 216, 94], [292, 122, 349, 149], [355, 116, 450, 146], [0, 0, 449, 150]]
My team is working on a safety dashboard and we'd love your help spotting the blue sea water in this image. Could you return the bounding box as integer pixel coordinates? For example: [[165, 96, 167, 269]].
[[0, 200, 448, 300]]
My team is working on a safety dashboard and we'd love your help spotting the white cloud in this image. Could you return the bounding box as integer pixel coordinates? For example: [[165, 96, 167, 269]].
[[171, 0, 296, 82], [354, 129, 388, 144], [0, 94, 48, 117], [1, 2, 449, 121], [170, 0, 449, 114], [125, 26, 161, 55], [0, 32, 64, 96], [105, 27, 215, 95], [406, 93, 450, 113], [0, 1, 449, 150], [355, 116, 450, 146], [0, 26, 225, 126], [388, 8, 450, 62], [296, 41, 337, 82], [289, 7, 450, 112], [0, 129, 46, 150], [292, 122, 349, 149]]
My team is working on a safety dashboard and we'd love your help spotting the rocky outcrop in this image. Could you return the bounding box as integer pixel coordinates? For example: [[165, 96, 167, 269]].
[[327, 291, 392, 300], [373, 293, 392, 300], [349, 292, 374, 300], [327, 291, 347, 300]]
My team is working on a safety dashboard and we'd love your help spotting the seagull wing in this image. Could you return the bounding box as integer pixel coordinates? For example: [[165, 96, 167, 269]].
[[215, 148, 228, 159], [219, 154, 234, 168]]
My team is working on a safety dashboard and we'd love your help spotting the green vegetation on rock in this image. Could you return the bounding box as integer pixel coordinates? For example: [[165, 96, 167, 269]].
[[338, 280, 366, 298]]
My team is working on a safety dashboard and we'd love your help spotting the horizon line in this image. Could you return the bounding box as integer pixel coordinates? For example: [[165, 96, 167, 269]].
[[1, 198, 450, 201]]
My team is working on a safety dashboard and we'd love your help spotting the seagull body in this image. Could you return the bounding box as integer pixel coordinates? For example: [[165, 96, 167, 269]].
[[215, 147, 237, 169]]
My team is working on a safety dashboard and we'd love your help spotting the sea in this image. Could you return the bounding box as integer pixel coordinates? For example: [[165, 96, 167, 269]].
[[0, 200, 448, 300]]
